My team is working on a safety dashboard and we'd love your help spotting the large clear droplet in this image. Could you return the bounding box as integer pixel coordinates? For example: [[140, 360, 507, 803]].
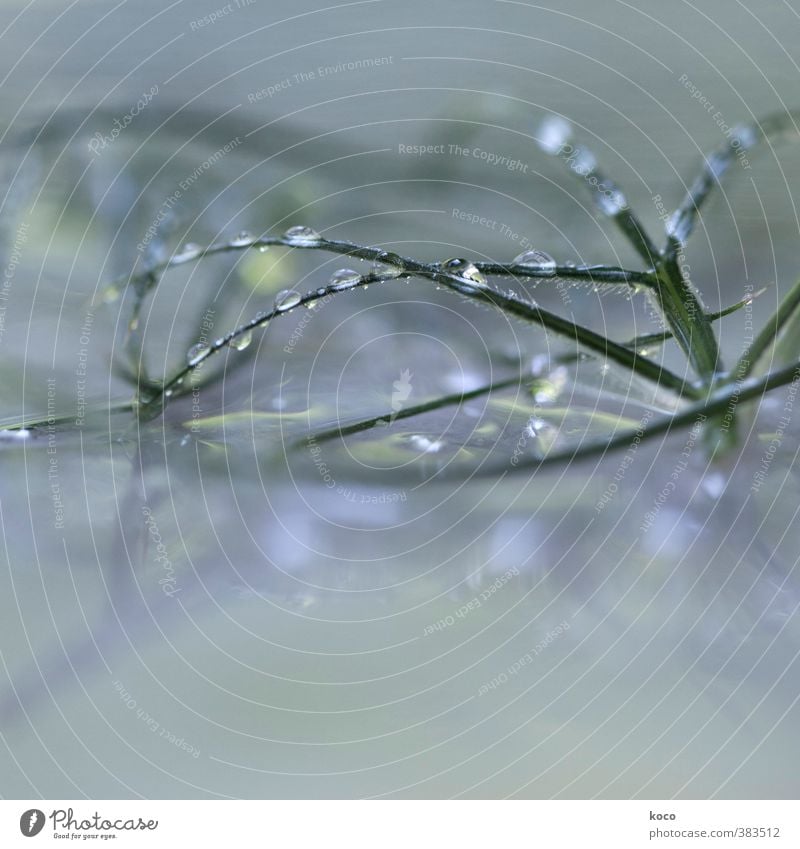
[[187, 343, 210, 366], [230, 231, 256, 248], [329, 268, 361, 289], [283, 225, 321, 246], [229, 330, 252, 351], [513, 249, 557, 275], [174, 243, 203, 263], [372, 251, 404, 278], [441, 258, 487, 286], [274, 289, 302, 311], [537, 115, 573, 155]]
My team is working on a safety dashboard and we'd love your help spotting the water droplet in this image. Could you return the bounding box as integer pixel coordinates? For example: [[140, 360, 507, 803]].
[[441, 258, 487, 286], [537, 115, 573, 155], [0, 428, 31, 441], [524, 418, 548, 437], [731, 124, 758, 149], [513, 249, 557, 275], [329, 268, 361, 289], [187, 343, 210, 366], [230, 231, 256, 248], [665, 211, 688, 246], [703, 472, 726, 499], [229, 330, 252, 351], [569, 146, 597, 176], [174, 242, 202, 263], [128, 316, 139, 332], [283, 225, 321, 246], [410, 434, 445, 453], [533, 366, 568, 403], [258, 244, 269, 253], [595, 188, 628, 216], [316, 287, 327, 296], [372, 251, 404, 278], [102, 285, 121, 304], [274, 289, 302, 311]]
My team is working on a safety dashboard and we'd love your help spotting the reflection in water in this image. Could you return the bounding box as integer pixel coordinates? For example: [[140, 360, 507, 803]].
[[0, 110, 799, 799]]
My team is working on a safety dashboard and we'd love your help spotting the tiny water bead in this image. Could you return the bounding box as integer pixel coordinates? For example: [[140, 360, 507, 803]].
[[440, 258, 487, 286], [283, 225, 321, 246], [229, 231, 256, 248], [274, 289, 302, 311], [187, 343, 210, 366], [229, 330, 253, 351], [512, 249, 557, 275], [174, 242, 203, 263], [329, 268, 361, 289]]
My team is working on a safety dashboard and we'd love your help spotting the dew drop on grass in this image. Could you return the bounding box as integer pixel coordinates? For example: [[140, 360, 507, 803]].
[[102, 284, 121, 304], [513, 249, 557, 275], [283, 225, 321, 246], [187, 343, 210, 366], [410, 434, 445, 453], [731, 124, 758, 149], [595, 188, 628, 216], [569, 147, 597, 176], [372, 251, 404, 278], [329, 268, 361, 288], [230, 231, 256, 248], [0, 428, 31, 441], [229, 330, 253, 351], [274, 289, 302, 311], [537, 115, 573, 155], [441, 258, 487, 287], [174, 243, 203, 263]]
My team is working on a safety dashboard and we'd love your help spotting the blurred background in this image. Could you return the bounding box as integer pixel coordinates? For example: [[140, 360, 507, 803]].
[[1, 0, 799, 798]]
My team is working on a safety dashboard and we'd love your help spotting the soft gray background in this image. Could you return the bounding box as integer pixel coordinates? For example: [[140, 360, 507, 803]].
[[1, 0, 799, 799]]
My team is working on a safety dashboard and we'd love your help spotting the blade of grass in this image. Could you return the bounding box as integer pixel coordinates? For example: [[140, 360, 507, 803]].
[[535, 115, 660, 266], [477, 360, 800, 475], [735, 277, 800, 379], [665, 110, 800, 253]]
